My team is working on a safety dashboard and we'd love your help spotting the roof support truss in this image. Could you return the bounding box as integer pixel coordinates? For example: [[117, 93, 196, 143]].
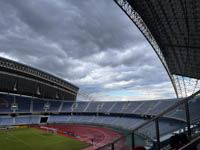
[[114, 0, 179, 97], [114, 0, 200, 98]]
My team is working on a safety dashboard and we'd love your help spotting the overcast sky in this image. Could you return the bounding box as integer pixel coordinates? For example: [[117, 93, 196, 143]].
[[0, 0, 176, 101]]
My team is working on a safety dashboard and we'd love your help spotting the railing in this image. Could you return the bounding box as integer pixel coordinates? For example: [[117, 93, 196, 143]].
[[96, 89, 200, 150], [179, 136, 200, 150]]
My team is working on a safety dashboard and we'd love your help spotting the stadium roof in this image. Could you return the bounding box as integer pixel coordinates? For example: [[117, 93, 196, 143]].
[[0, 57, 79, 100], [115, 0, 200, 97]]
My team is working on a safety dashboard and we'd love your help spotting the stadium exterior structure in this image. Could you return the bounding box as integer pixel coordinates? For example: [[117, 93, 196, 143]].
[[0, 57, 79, 100]]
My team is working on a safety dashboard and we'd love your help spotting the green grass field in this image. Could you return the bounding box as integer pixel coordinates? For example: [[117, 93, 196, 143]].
[[0, 128, 91, 150]]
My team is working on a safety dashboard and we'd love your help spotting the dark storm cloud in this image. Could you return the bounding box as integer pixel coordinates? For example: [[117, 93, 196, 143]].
[[0, 0, 176, 100], [1, 0, 145, 58]]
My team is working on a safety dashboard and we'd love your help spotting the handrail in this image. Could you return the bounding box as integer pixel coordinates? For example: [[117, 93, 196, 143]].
[[179, 136, 200, 150], [133, 89, 200, 131]]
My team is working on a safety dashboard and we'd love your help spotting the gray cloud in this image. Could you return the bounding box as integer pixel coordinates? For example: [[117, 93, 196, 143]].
[[1, 0, 145, 57], [0, 0, 176, 100]]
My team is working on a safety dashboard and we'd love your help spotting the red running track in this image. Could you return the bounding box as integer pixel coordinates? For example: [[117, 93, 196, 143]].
[[32, 125, 125, 150]]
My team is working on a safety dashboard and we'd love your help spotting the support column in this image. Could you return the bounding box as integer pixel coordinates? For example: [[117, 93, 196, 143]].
[[185, 101, 191, 139], [111, 143, 114, 150], [155, 119, 160, 150], [132, 132, 135, 149]]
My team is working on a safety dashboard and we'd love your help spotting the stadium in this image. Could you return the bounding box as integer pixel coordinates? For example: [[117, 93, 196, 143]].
[[0, 0, 200, 150]]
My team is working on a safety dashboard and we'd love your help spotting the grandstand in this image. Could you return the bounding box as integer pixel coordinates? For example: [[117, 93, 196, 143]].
[[0, 0, 200, 150], [0, 70, 200, 150], [0, 92, 200, 149]]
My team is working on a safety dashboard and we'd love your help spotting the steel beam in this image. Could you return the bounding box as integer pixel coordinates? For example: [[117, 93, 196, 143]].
[[114, 0, 179, 98], [114, 0, 200, 98]]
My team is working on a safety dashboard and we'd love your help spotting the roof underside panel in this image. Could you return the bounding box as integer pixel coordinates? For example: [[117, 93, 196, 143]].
[[128, 0, 200, 79]]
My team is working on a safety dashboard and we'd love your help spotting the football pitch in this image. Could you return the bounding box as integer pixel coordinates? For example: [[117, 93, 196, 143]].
[[0, 128, 91, 150]]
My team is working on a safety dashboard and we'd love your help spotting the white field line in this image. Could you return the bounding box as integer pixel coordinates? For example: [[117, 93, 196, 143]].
[[1, 131, 16, 142], [6, 132, 31, 147], [5, 136, 16, 142]]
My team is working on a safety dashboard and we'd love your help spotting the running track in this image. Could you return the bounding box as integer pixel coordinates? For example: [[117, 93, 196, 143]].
[[33, 125, 126, 150]]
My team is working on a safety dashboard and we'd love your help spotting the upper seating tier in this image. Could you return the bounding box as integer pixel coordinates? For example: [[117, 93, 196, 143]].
[[0, 93, 200, 124]]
